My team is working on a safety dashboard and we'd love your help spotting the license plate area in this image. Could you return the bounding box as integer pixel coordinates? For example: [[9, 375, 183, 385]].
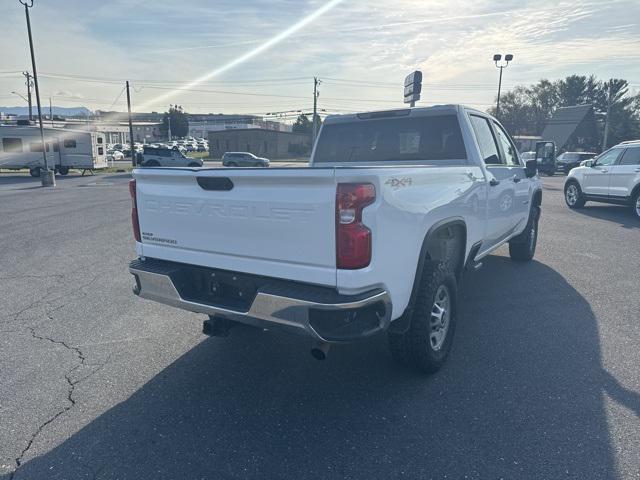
[[171, 266, 257, 312]]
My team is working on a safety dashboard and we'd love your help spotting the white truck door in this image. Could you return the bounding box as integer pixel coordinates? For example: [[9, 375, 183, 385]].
[[491, 121, 530, 232], [468, 114, 515, 249], [608, 148, 640, 198]]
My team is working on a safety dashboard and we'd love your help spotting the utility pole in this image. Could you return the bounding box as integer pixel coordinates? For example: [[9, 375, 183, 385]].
[[602, 80, 612, 151], [49, 97, 53, 127], [126, 81, 136, 167], [168, 112, 172, 141], [312, 77, 321, 144], [22, 71, 33, 121], [20, 0, 54, 186]]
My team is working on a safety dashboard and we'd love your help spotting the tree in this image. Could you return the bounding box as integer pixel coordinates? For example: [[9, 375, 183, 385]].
[[292, 113, 322, 135], [160, 105, 189, 138], [488, 75, 640, 147]]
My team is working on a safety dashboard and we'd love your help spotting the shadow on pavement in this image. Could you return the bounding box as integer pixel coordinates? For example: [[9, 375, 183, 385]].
[[6, 256, 638, 479], [572, 204, 638, 229]]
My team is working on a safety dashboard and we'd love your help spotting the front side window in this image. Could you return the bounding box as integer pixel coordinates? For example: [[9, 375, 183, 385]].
[[619, 148, 640, 165], [469, 115, 500, 165], [492, 122, 519, 166], [314, 114, 467, 163], [595, 149, 622, 166], [2, 138, 23, 153]]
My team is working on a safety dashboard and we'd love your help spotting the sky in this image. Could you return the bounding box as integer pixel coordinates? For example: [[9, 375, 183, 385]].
[[1, 0, 639, 120]]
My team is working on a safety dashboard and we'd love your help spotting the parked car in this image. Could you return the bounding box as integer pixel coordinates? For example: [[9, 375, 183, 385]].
[[222, 152, 270, 167], [557, 151, 596, 174], [140, 146, 203, 167], [107, 149, 124, 161], [128, 105, 542, 373], [564, 140, 640, 219], [520, 151, 536, 161], [196, 144, 208, 152]]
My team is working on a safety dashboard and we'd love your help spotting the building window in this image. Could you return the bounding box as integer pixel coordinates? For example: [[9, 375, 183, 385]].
[[246, 143, 250, 152], [2, 138, 23, 153], [264, 141, 268, 153], [225, 140, 230, 151], [97, 137, 103, 144], [29, 142, 50, 152], [216, 139, 220, 149], [64, 139, 77, 148], [98, 146, 104, 155]]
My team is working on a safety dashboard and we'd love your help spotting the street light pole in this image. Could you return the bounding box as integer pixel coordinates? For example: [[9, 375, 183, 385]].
[[19, 0, 54, 186], [493, 53, 513, 119]]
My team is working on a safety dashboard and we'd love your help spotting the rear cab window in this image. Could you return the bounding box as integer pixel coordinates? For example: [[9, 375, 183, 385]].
[[314, 114, 467, 164]]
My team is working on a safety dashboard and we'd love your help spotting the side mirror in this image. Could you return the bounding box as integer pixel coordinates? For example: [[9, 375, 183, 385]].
[[525, 159, 537, 178], [535, 141, 556, 163]]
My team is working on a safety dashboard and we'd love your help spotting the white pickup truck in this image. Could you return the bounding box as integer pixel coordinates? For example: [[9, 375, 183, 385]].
[[129, 105, 542, 373]]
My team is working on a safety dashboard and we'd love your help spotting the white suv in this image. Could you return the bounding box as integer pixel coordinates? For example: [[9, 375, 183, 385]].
[[564, 140, 640, 219]]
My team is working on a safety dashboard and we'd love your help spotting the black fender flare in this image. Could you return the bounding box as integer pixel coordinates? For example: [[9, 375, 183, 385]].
[[388, 217, 467, 335]]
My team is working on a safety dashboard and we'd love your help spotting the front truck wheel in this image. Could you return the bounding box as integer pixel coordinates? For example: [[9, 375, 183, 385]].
[[509, 205, 540, 261], [388, 261, 457, 374]]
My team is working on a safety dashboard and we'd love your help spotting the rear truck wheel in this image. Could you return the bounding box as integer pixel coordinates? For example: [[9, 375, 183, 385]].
[[564, 181, 586, 209], [632, 189, 640, 220], [509, 206, 540, 262], [188, 162, 200, 167], [58, 166, 69, 175], [388, 260, 457, 374], [29, 167, 41, 178]]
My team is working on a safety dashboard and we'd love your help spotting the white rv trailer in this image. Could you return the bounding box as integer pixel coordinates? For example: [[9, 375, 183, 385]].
[[0, 126, 108, 176]]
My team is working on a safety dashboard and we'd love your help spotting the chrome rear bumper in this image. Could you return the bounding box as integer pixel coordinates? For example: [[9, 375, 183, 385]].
[[129, 258, 391, 342]]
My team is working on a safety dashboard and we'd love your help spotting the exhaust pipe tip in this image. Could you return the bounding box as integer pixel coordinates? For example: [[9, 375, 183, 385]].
[[310, 342, 330, 361]]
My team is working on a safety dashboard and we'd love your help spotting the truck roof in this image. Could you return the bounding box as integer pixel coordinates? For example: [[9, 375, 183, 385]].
[[323, 104, 486, 125]]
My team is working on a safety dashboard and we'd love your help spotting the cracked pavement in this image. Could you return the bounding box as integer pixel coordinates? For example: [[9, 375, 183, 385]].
[[1, 173, 639, 479]]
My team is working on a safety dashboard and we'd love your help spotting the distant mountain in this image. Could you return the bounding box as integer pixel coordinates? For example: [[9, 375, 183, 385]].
[[0, 106, 92, 117]]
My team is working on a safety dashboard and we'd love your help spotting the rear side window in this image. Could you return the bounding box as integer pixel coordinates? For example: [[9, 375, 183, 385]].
[[314, 114, 466, 163], [469, 115, 500, 165], [619, 148, 640, 165], [2, 138, 23, 153]]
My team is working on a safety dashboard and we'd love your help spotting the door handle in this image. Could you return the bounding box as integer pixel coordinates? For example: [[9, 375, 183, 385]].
[[489, 178, 500, 186], [600, 169, 608, 173]]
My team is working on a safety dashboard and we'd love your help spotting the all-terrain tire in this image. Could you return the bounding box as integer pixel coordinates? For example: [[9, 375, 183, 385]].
[[509, 206, 540, 261], [388, 261, 457, 374]]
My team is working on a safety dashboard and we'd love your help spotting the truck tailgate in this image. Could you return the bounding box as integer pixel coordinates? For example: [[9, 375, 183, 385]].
[[134, 168, 337, 286]]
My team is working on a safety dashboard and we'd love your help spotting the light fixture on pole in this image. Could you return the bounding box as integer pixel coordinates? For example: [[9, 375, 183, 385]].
[[493, 53, 513, 119], [11, 91, 29, 103], [19, 0, 54, 186]]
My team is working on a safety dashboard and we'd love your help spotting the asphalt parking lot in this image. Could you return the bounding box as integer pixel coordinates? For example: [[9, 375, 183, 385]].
[[1, 172, 639, 479]]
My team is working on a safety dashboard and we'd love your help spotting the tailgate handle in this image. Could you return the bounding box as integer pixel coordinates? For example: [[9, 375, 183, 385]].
[[197, 177, 234, 191]]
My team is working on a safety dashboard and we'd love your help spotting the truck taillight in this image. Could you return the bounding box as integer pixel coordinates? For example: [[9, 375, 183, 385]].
[[336, 183, 375, 269], [129, 179, 141, 242]]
